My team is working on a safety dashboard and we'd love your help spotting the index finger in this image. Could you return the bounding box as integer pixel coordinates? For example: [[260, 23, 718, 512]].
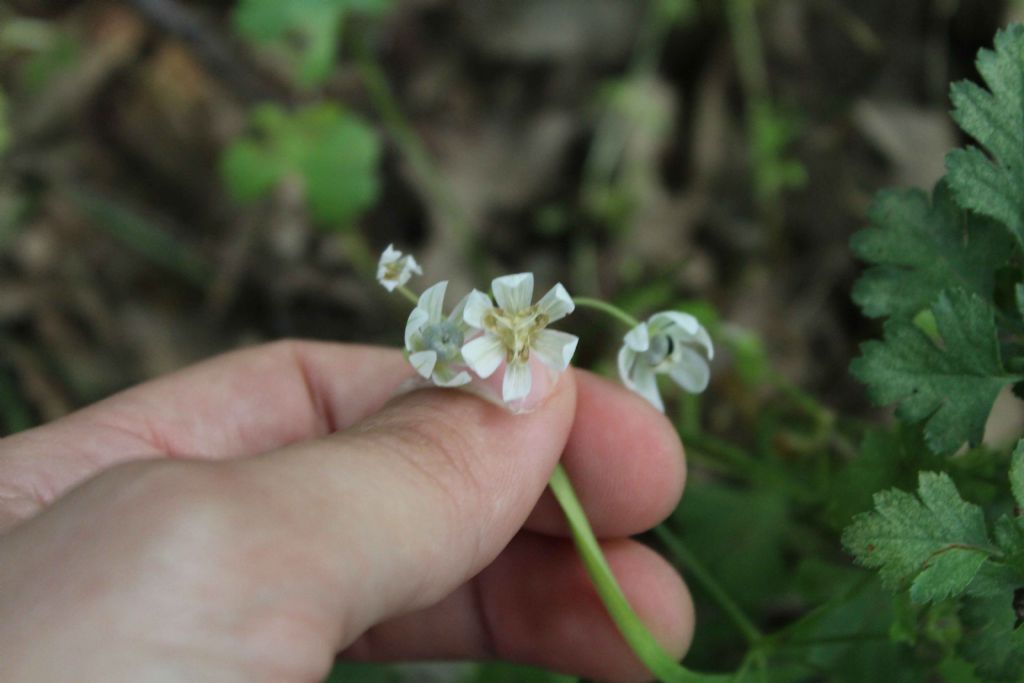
[[0, 341, 685, 538]]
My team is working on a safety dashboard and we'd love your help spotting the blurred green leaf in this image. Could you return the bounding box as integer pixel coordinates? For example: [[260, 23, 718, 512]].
[[750, 100, 807, 201], [461, 663, 576, 683], [0, 88, 8, 155], [323, 662, 402, 682], [672, 483, 789, 610], [222, 103, 381, 227], [826, 425, 942, 529], [959, 593, 1024, 682], [233, 0, 391, 88]]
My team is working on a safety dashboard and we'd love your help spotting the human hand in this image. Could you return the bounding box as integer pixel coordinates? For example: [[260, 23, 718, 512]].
[[0, 341, 693, 682]]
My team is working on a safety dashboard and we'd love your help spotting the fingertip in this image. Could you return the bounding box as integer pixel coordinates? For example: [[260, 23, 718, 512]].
[[480, 535, 695, 683], [527, 371, 686, 537], [614, 541, 696, 669]]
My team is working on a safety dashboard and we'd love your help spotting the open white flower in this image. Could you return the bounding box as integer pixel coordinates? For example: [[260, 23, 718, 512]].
[[618, 311, 714, 412], [405, 281, 472, 387], [461, 273, 578, 403], [377, 244, 423, 292]]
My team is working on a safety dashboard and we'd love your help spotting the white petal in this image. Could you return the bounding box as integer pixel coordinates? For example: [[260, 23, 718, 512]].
[[502, 362, 533, 402], [463, 290, 494, 329], [461, 334, 505, 378], [664, 323, 714, 361], [692, 324, 714, 360], [618, 344, 638, 387], [448, 292, 471, 330], [532, 329, 578, 371], [623, 322, 650, 352], [433, 368, 472, 387], [405, 308, 429, 350], [650, 311, 700, 336], [379, 244, 400, 265], [630, 363, 664, 413], [409, 350, 437, 379], [652, 311, 713, 359], [417, 281, 448, 322], [405, 254, 424, 276], [668, 347, 711, 394], [535, 283, 574, 322], [492, 273, 534, 312]]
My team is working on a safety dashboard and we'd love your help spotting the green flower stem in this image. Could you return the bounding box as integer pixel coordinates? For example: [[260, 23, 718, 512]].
[[395, 285, 419, 307], [548, 464, 732, 683], [572, 297, 641, 328], [653, 525, 763, 646]]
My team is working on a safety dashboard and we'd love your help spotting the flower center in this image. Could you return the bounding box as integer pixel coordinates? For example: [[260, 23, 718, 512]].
[[483, 306, 549, 364], [421, 320, 465, 362], [643, 333, 674, 367]]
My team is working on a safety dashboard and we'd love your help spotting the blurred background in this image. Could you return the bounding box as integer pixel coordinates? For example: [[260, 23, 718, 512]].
[[0, 0, 1019, 681]]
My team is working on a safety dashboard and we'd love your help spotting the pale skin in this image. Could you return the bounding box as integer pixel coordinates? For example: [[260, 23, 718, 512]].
[[0, 341, 695, 682]]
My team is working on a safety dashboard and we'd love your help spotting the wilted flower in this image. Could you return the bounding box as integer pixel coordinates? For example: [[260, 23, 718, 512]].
[[405, 281, 472, 387], [377, 244, 423, 292], [461, 273, 578, 403], [618, 312, 714, 412]]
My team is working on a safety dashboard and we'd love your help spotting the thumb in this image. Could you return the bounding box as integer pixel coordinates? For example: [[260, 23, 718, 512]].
[[245, 371, 578, 647]]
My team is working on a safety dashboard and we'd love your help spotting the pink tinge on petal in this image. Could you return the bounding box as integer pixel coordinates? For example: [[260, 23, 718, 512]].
[[471, 355, 562, 414]]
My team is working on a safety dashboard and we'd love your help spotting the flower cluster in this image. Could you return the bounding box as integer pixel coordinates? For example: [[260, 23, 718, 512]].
[[378, 246, 712, 410]]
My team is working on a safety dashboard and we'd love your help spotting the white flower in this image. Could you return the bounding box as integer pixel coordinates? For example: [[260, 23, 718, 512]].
[[377, 244, 423, 292], [618, 311, 714, 412], [461, 273, 578, 403], [405, 281, 473, 387]]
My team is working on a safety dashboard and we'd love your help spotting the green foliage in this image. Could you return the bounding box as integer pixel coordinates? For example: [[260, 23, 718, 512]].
[[825, 425, 942, 528], [460, 664, 577, 683], [221, 103, 381, 227], [851, 182, 1011, 320], [233, 0, 391, 88], [323, 662, 403, 683], [0, 88, 8, 155], [749, 100, 807, 201], [851, 287, 1019, 454], [842, 444, 1024, 680], [959, 593, 1024, 682], [946, 24, 1024, 249], [842, 471, 996, 603]]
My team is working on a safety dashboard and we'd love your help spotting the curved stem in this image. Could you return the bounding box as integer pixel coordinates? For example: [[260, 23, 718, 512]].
[[572, 297, 641, 328], [548, 463, 733, 683]]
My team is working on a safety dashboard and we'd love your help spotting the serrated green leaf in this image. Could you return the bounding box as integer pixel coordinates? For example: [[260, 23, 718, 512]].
[[842, 471, 995, 603], [851, 181, 1011, 319], [1011, 439, 1024, 509], [851, 287, 1020, 453], [233, 0, 390, 88], [220, 103, 381, 227], [946, 24, 1024, 248], [959, 593, 1024, 682]]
